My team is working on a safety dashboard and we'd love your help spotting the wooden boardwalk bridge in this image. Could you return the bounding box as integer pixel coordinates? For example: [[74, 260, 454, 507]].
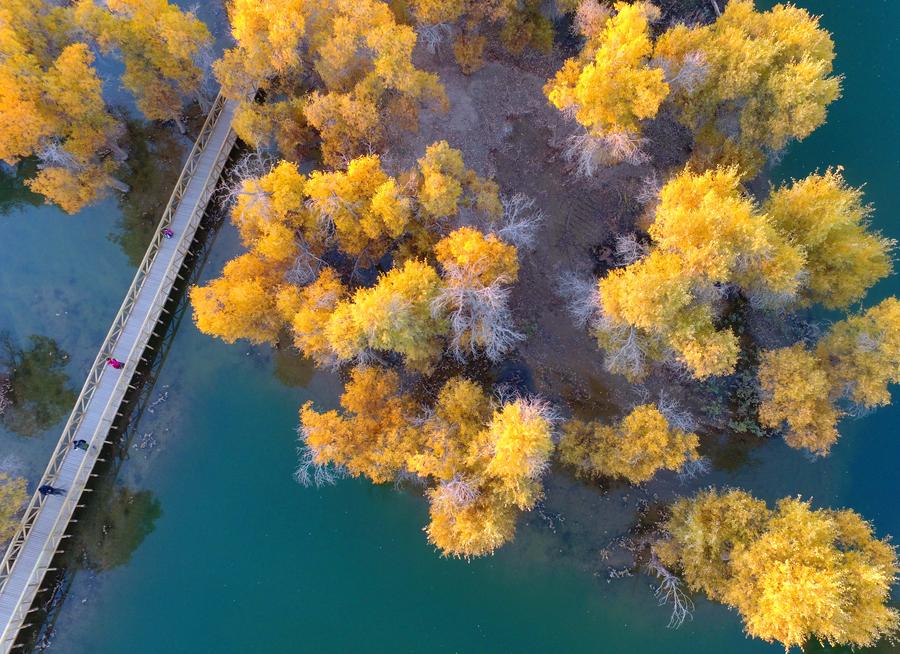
[[0, 94, 237, 652]]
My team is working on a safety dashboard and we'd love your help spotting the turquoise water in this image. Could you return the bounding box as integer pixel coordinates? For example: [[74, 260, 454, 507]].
[[0, 0, 895, 652]]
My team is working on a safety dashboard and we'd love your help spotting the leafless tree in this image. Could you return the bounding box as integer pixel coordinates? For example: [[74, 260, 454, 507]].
[[284, 237, 327, 287], [654, 51, 709, 94], [494, 193, 544, 250], [636, 171, 661, 206], [224, 149, 273, 211], [614, 233, 649, 266], [417, 23, 453, 54], [677, 457, 711, 481], [294, 443, 346, 487], [564, 130, 650, 177], [432, 477, 481, 509], [573, 0, 613, 38], [0, 377, 10, 416], [647, 553, 694, 628], [433, 281, 524, 362], [556, 271, 601, 330], [597, 315, 650, 381], [656, 391, 698, 432], [295, 425, 348, 486]]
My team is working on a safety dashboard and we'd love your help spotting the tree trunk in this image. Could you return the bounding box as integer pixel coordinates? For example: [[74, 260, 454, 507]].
[[710, 0, 722, 16], [108, 176, 130, 194], [110, 141, 128, 161], [175, 116, 187, 135]]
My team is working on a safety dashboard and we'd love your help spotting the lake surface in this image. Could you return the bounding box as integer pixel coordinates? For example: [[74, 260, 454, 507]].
[[0, 0, 896, 652]]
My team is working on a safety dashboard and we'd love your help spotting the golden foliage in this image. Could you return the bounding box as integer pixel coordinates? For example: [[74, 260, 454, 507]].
[[190, 253, 289, 344], [300, 367, 420, 483], [299, 374, 555, 558], [215, 0, 446, 165], [559, 404, 699, 484], [289, 269, 349, 366], [326, 260, 446, 371], [0, 473, 28, 543], [817, 297, 900, 409], [74, 0, 212, 122], [657, 489, 899, 650], [655, 488, 769, 599], [764, 169, 894, 309], [544, 2, 667, 138], [452, 33, 486, 75], [757, 345, 839, 456], [435, 227, 518, 287], [654, 0, 841, 173]]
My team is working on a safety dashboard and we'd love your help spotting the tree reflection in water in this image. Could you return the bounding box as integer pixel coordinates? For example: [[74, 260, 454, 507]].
[[0, 334, 76, 437], [75, 486, 162, 572]]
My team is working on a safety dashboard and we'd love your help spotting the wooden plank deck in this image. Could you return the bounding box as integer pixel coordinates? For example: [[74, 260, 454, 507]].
[[0, 94, 237, 652]]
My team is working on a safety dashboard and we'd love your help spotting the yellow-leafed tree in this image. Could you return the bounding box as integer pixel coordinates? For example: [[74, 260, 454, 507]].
[[654, 0, 841, 173], [764, 169, 894, 309], [0, 473, 28, 543], [74, 0, 212, 126], [324, 260, 447, 372], [757, 345, 840, 455], [190, 253, 291, 345], [559, 404, 699, 484], [215, 0, 446, 165], [544, 2, 668, 165], [656, 489, 899, 650], [434, 227, 522, 361], [299, 367, 421, 483]]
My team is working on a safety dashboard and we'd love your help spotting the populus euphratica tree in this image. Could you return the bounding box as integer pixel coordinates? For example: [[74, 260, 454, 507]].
[[655, 489, 899, 650]]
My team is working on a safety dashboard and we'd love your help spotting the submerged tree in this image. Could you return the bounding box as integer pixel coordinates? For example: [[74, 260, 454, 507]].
[[758, 297, 900, 455], [0, 334, 76, 436], [560, 403, 699, 484], [656, 489, 899, 650], [300, 373, 555, 557]]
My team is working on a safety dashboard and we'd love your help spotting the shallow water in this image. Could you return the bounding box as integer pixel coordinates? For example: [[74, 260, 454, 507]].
[[0, 0, 896, 652]]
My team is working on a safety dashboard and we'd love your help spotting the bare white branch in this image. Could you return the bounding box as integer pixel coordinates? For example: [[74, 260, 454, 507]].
[[647, 554, 694, 629], [494, 193, 544, 250], [556, 271, 601, 330]]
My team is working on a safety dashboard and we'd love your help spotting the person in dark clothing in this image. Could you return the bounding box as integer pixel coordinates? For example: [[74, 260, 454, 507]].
[[162, 228, 175, 239], [38, 484, 66, 497], [73, 439, 89, 451]]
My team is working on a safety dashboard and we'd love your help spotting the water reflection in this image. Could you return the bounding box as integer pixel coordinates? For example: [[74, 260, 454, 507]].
[[0, 334, 76, 437], [74, 486, 162, 572], [0, 162, 43, 216], [111, 121, 186, 267], [271, 344, 315, 389]]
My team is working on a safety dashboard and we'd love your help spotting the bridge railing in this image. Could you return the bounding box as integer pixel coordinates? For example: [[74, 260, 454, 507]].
[[0, 92, 230, 589]]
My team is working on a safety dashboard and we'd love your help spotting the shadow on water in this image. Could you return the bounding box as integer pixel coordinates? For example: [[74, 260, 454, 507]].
[[0, 334, 76, 437], [110, 121, 187, 267]]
